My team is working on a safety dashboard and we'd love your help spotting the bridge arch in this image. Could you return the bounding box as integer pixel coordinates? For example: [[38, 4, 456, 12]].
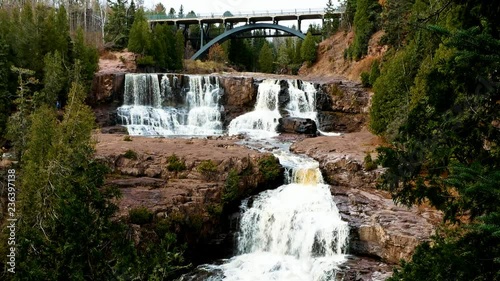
[[190, 23, 306, 60]]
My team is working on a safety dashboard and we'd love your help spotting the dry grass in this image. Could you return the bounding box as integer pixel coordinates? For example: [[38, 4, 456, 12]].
[[300, 30, 388, 82], [183, 60, 235, 74], [100, 50, 117, 60]]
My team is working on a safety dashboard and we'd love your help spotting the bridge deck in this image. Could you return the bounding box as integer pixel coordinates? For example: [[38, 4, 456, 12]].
[[147, 8, 342, 25]]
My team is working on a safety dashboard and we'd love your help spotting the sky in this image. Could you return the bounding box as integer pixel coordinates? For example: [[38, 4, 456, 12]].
[[142, 0, 341, 16]]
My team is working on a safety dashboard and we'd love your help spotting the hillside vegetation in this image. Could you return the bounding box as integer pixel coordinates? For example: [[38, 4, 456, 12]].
[[323, 0, 499, 280]]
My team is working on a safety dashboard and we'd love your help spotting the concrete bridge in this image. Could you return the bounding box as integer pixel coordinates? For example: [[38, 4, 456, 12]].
[[147, 8, 342, 60]]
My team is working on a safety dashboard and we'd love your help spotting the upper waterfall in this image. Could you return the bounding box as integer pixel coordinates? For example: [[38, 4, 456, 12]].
[[117, 74, 224, 136], [228, 79, 320, 138]]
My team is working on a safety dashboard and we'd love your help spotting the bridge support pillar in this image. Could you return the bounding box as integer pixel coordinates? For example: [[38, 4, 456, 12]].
[[298, 19, 302, 32]]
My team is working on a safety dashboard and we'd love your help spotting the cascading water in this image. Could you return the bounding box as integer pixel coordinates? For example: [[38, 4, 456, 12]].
[[228, 79, 326, 138], [182, 149, 349, 281], [180, 78, 348, 281], [228, 79, 282, 138], [117, 74, 223, 136]]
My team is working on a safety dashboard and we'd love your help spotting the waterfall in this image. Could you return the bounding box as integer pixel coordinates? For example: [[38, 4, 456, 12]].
[[182, 150, 349, 281], [117, 74, 223, 136], [228, 79, 282, 138], [228, 79, 323, 138]]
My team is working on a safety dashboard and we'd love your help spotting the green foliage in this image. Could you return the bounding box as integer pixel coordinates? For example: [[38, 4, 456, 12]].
[[369, 40, 423, 139], [363, 153, 377, 171], [380, 0, 412, 48], [222, 169, 240, 203], [123, 135, 132, 141], [0, 38, 11, 141], [129, 207, 154, 225], [34, 51, 67, 108], [301, 31, 317, 65], [206, 204, 223, 217], [258, 155, 281, 182], [167, 154, 186, 172], [258, 41, 274, 73], [341, 0, 357, 29], [174, 29, 185, 70], [105, 0, 134, 49], [72, 28, 99, 85], [348, 0, 381, 60], [323, 0, 340, 36], [369, 59, 380, 85], [197, 160, 218, 181], [123, 149, 138, 160], [127, 8, 151, 55], [360, 71, 370, 87], [136, 55, 155, 66], [372, 1, 500, 278]]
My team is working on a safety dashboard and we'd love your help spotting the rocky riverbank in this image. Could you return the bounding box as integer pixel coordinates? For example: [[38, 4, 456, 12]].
[[94, 133, 283, 263], [291, 128, 442, 279]]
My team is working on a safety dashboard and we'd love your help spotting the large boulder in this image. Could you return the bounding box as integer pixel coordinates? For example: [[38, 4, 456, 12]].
[[276, 117, 317, 135]]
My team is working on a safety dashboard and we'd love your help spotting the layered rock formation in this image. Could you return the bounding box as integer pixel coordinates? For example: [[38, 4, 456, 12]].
[[94, 133, 283, 262], [291, 130, 442, 265], [90, 73, 370, 134]]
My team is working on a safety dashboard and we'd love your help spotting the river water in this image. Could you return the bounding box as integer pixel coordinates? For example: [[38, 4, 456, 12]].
[[117, 73, 349, 280]]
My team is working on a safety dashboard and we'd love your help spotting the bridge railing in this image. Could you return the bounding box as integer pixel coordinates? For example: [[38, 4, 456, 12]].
[[147, 8, 343, 21]]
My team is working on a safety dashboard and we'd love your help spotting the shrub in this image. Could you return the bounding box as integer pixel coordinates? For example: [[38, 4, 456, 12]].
[[129, 207, 154, 225], [206, 204, 223, 217], [197, 160, 218, 180], [123, 149, 138, 160], [364, 153, 377, 171], [360, 71, 371, 87], [369, 60, 380, 85], [136, 55, 155, 66], [123, 135, 132, 141], [167, 154, 186, 172], [222, 169, 240, 203], [258, 155, 282, 181]]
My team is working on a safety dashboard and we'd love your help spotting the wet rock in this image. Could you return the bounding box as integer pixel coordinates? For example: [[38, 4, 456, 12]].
[[219, 76, 257, 126], [277, 117, 318, 135], [100, 126, 128, 134]]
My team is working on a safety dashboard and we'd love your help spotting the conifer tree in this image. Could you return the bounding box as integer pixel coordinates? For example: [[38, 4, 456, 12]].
[[258, 42, 274, 73], [301, 31, 317, 65]]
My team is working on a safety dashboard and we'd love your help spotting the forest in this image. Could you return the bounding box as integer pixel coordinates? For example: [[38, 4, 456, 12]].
[[0, 0, 499, 280]]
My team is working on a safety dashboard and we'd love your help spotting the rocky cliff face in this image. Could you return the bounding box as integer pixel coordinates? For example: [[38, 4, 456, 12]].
[[89, 73, 370, 133], [291, 131, 442, 266], [94, 133, 283, 262]]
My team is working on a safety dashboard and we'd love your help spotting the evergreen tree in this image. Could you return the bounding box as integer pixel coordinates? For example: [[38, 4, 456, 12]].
[[323, 0, 340, 36], [178, 5, 184, 18], [301, 31, 317, 65], [174, 29, 185, 70], [105, 0, 130, 49], [258, 42, 274, 73], [34, 51, 67, 108], [348, 0, 381, 60], [127, 8, 151, 55]]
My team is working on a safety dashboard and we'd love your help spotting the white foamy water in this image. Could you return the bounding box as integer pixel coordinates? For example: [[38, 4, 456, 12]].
[[117, 74, 223, 136], [228, 79, 339, 138], [180, 147, 349, 281], [228, 79, 282, 138]]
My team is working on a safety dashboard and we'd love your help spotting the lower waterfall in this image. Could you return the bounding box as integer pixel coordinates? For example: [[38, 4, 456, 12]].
[[181, 149, 349, 281]]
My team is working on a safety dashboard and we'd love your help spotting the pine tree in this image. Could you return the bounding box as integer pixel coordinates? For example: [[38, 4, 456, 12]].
[[128, 8, 151, 55], [301, 31, 317, 65], [258, 42, 274, 73], [174, 29, 185, 70]]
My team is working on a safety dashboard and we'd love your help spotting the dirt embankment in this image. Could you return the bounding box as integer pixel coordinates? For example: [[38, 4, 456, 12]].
[[299, 30, 388, 83]]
